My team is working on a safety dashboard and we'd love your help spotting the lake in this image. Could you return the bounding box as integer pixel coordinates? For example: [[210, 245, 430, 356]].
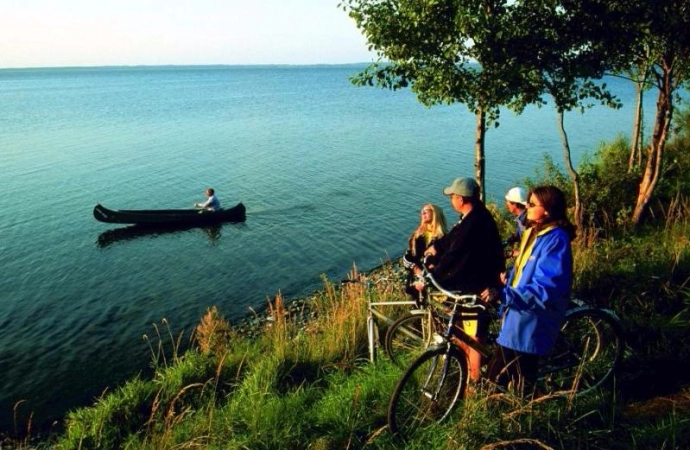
[[0, 65, 652, 431]]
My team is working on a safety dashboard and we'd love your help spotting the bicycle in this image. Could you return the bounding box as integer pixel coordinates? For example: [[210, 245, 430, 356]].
[[341, 277, 421, 364], [344, 269, 469, 366], [541, 297, 624, 397], [387, 270, 625, 436], [384, 289, 466, 367], [384, 258, 490, 368]]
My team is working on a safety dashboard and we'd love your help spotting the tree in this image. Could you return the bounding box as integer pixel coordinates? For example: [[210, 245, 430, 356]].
[[341, 0, 683, 230], [628, 0, 690, 225], [626, 55, 654, 171], [340, 0, 535, 200], [497, 0, 631, 230]]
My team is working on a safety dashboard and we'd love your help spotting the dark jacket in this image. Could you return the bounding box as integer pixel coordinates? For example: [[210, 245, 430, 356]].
[[431, 203, 505, 293]]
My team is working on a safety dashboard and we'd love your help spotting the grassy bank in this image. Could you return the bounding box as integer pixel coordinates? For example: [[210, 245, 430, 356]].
[[5, 212, 686, 450]]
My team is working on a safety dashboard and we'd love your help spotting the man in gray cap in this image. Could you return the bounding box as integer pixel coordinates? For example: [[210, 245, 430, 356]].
[[421, 177, 505, 293], [417, 176, 505, 381]]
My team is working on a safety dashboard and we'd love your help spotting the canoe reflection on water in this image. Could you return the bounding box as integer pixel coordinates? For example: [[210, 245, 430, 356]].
[[97, 223, 231, 248]]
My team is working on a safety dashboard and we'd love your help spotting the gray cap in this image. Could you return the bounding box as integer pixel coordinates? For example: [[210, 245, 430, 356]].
[[443, 177, 479, 197]]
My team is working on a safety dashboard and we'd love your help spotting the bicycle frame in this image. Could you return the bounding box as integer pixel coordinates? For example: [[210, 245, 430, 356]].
[[418, 270, 623, 393], [379, 262, 490, 368], [428, 301, 488, 348], [419, 270, 488, 356], [388, 269, 625, 436], [367, 298, 420, 362], [341, 278, 419, 363]]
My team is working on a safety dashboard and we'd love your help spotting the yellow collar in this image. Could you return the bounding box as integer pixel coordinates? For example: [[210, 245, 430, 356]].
[[511, 225, 557, 287]]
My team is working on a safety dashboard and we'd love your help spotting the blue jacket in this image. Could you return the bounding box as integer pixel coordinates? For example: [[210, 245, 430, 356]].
[[496, 226, 572, 355]]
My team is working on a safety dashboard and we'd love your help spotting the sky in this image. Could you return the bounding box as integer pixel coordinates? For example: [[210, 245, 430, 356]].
[[0, 0, 377, 68]]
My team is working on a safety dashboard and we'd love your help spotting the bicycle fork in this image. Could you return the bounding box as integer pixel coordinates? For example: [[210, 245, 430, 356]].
[[366, 313, 378, 363], [420, 345, 452, 401]]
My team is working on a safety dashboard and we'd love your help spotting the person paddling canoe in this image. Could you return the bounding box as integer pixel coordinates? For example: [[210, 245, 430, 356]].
[[194, 188, 221, 211]]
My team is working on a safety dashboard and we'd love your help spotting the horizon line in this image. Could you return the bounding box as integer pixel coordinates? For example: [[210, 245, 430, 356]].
[[0, 62, 383, 71]]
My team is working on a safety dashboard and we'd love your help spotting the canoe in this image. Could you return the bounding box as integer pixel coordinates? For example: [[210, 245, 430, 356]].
[[93, 202, 246, 226]]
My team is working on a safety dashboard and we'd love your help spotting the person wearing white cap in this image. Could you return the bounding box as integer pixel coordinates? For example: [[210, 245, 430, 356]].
[[505, 187, 528, 253]]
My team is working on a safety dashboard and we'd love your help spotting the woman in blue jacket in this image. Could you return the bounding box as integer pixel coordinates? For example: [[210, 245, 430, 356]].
[[486, 185, 576, 395]]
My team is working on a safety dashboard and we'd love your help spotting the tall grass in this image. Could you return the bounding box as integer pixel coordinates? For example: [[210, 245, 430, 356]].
[[47, 262, 409, 449]]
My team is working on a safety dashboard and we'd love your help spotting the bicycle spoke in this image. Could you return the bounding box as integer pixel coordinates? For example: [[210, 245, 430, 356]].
[[385, 313, 434, 367], [539, 307, 623, 396], [388, 347, 467, 436]]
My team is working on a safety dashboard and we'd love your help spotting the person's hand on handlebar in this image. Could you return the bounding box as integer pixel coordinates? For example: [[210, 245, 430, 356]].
[[480, 287, 501, 306], [412, 263, 426, 291], [420, 252, 436, 272], [412, 276, 426, 291]]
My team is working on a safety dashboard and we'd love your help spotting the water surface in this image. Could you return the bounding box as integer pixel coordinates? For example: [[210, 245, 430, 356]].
[[0, 65, 651, 430]]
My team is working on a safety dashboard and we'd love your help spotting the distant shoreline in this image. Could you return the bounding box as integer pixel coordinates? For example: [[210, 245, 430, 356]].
[[0, 62, 378, 72]]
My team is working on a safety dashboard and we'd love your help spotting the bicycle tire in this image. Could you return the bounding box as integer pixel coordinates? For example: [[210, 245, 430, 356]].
[[387, 346, 467, 436], [539, 306, 624, 396], [384, 311, 433, 367]]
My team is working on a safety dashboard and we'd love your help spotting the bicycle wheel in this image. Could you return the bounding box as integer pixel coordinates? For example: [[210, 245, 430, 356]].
[[384, 311, 433, 367], [367, 315, 378, 363], [388, 346, 468, 436], [539, 307, 624, 396]]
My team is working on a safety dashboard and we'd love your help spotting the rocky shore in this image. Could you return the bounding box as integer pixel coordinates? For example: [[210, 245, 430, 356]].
[[232, 259, 404, 339]]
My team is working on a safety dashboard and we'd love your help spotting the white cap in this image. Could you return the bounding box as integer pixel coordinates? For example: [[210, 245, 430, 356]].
[[505, 187, 527, 205]]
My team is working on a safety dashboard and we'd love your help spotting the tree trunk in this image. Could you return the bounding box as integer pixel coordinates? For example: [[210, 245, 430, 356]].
[[474, 108, 487, 201], [629, 64, 650, 171], [632, 65, 674, 225], [556, 109, 583, 230], [629, 78, 644, 171]]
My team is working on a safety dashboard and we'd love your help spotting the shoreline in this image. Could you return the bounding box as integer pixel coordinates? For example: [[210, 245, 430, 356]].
[[233, 258, 403, 339]]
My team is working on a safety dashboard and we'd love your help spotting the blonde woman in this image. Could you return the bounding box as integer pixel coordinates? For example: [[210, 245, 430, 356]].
[[402, 203, 447, 298]]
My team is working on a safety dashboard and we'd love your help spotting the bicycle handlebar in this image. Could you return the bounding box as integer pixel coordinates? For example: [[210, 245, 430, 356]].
[[419, 256, 485, 310], [341, 261, 486, 311]]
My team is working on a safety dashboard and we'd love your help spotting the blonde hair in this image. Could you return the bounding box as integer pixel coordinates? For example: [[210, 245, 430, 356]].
[[410, 203, 448, 255]]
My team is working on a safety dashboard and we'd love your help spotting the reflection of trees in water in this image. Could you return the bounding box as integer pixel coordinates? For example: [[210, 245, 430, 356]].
[[97, 223, 225, 248]]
